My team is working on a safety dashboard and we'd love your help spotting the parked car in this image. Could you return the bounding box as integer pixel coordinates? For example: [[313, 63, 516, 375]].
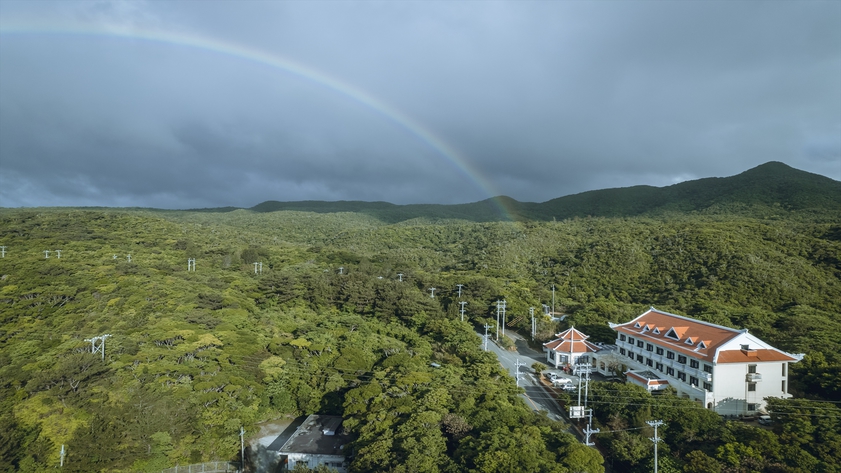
[[548, 372, 561, 381], [552, 377, 573, 387], [758, 415, 772, 425]]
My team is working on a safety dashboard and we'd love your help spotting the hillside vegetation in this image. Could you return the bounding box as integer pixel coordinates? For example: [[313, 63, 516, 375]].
[[1, 163, 840, 472]]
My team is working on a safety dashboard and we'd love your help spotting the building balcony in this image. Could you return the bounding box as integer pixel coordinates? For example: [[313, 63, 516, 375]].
[[746, 373, 762, 382]]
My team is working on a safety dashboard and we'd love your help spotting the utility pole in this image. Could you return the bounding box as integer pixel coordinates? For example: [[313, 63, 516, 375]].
[[429, 287, 436, 299], [43, 250, 50, 259], [397, 273, 403, 282], [501, 300, 507, 338], [552, 284, 555, 316], [495, 300, 502, 341], [338, 266, 344, 275], [84, 334, 112, 361], [126, 254, 131, 263], [647, 420, 664, 473], [55, 249, 61, 259], [60, 444, 65, 467], [483, 324, 491, 351], [240, 426, 245, 472], [584, 409, 600, 446], [456, 284, 464, 298], [187, 258, 196, 272], [542, 303, 549, 316], [514, 359, 525, 387], [0, 246, 5, 258], [459, 301, 467, 321], [530, 307, 535, 340]]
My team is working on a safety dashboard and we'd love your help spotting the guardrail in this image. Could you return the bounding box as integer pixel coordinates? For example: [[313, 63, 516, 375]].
[[160, 461, 241, 473]]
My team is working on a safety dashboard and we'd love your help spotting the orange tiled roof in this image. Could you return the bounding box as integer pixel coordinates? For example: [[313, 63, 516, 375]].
[[717, 349, 797, 363], [613, 309, 740, 362], [544, 326, 600, 354]]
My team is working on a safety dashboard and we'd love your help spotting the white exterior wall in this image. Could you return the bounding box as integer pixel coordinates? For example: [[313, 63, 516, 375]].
[[710, 360, 790, 416], [287, 453, 347, 473]]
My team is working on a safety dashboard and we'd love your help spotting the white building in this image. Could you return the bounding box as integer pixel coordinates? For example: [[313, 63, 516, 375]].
[[609, 308, 802, 416], [543, 326, 600, 368]]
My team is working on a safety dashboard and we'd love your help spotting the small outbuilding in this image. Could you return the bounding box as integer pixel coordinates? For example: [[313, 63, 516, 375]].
[[270, 415, 347, 472]]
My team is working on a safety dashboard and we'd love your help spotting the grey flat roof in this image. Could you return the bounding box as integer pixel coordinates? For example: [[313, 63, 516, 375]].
[[276, 415, 346, 456]]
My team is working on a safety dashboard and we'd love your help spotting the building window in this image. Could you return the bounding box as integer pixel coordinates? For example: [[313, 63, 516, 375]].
[[703, 382, 712, 391], [748, 383, 756, 392], [620, 334, 626, 342], [782, 363, 787, 377], [667, 351, 675, 360], [637, 355, 643, 363], [690, 376, 698, 386], [666, 367, 674, 376], [665, 328, 680, 340], [646, 343, 653, 352], [656, 362, 663, 371], [637, 340, 644, 348], [748, 403, 757, 411], [628, 337, 635, 345], [677, 371, 686, 381], [646, 358, 653, 367], [703, 364, 713, 374], [628, 351, 635, 359], [690, 359, 699, 369], [782, 380, 786, 393], [748, 364, 757, 374], [620, 348, 626, 355], [656, 347, 664, 355], [678, 355, 687, 364]]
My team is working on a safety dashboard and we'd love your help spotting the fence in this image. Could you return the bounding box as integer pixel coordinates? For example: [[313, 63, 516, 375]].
[[160, 461, 241, 473]]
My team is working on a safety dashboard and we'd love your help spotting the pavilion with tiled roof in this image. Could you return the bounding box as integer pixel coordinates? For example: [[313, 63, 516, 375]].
[[543, 326, 600, 368]]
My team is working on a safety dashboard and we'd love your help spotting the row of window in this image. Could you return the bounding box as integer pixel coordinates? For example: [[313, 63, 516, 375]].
[[618, 335, 712, 372], [620, 348, 713, 391]]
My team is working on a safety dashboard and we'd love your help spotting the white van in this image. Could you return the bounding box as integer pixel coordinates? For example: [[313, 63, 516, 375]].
[[552, 377, 573, 387]]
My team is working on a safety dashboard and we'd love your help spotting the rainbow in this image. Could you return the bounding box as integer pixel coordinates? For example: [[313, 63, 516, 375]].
[[0, 20, 515, 220]]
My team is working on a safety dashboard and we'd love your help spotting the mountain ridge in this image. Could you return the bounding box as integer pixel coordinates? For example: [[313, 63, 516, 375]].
[[235, 161, 841, 222]]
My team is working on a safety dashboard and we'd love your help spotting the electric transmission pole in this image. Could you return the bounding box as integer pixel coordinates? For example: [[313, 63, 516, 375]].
[[552, 284, 555, 316], [338, 266, 344, 275], [397, 273, 403, 282], [43, 250, 50, 259], [530, 307, 535, 340], [584, 409, 600, 446], [429, 287, 436, 298], [495, 300, 502, 341], [60, 444, 65, 467], [501, 300, 507, 338], [187, 258, 196, 271], [84, 334, 112, 361], [456, 284, 463, 298], [647, 420, 664, 473], [483, 324, 491, 351], [55, 249, 61, 259], [514, 359, 525, 387], [459, 301, 467, 321], [0, 246, 5, 258], [240, 426, 245, 472], [126, 254, 131, 263]]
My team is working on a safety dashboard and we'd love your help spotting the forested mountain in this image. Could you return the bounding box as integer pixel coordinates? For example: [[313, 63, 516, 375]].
[[1, 162, 840, 472], [235, 162, 841, 222]]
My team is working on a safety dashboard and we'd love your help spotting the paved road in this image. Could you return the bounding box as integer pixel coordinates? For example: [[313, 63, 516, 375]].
[[479, 329, 567, 421]]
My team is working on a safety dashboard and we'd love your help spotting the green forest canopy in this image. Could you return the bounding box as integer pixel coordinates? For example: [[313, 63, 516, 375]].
[[0, 196, 839, 472]]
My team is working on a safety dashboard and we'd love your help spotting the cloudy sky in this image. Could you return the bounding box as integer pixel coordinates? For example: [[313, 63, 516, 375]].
[[1, 1, 839, 209]]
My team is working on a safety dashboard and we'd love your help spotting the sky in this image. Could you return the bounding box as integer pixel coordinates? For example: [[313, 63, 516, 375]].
[[1, 0, 839, 209]]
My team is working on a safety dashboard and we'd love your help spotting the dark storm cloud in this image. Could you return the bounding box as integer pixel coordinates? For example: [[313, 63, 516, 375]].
[[0, 0, 838, 209]]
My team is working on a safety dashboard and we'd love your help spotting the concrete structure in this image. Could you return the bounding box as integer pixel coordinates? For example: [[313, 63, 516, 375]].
[[272, 415, 347, 472], [609, 308, 802, 416], [543, 326, 600, 368]]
